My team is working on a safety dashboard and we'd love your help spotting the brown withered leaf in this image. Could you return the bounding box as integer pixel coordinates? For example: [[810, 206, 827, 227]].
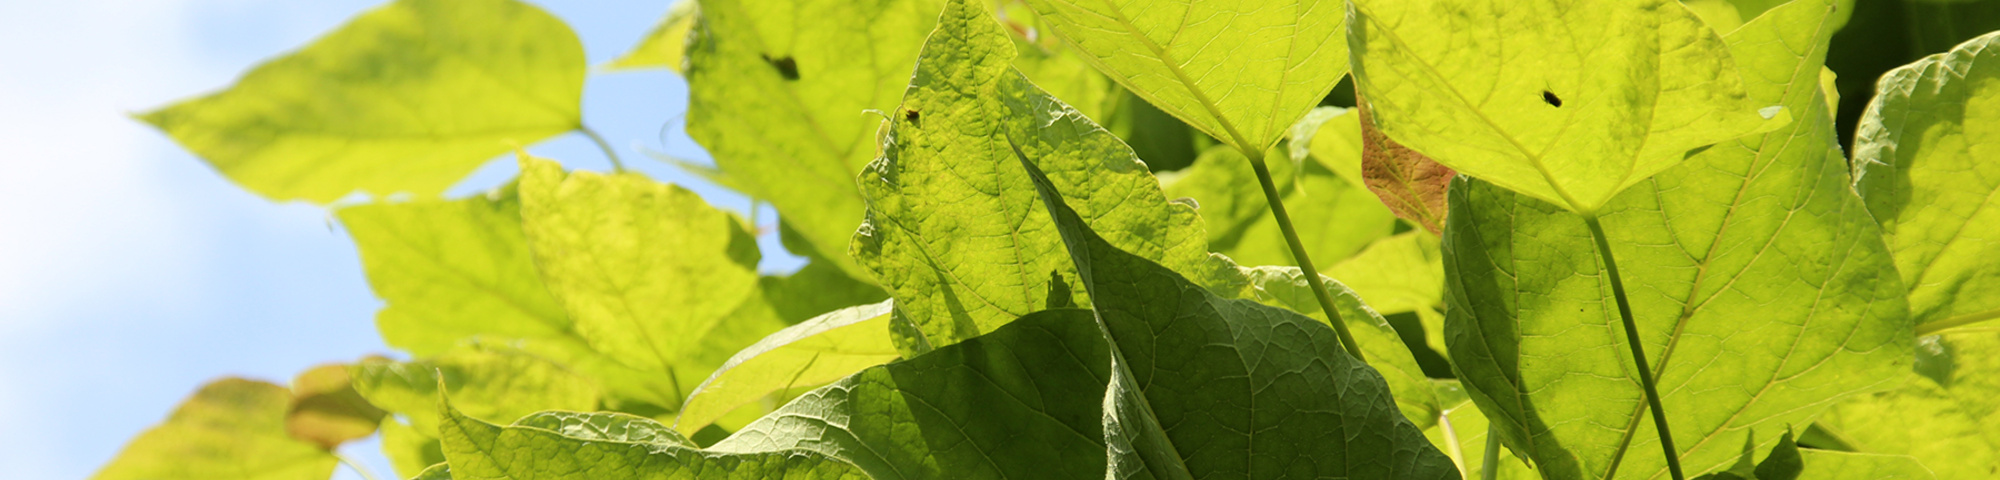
[[1356, 96, 1455, 234]]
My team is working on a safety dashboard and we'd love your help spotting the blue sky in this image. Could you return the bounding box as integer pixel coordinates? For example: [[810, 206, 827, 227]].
[[0, 1, 776, 478]]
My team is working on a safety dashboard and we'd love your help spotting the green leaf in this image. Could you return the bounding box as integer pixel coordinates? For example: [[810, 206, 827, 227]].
[[758, 221, 889, 325], [138, 0, 584, 203], [283, 363, 386, 449], [1853, 30, 2000, 336], [1347, 0, 1789, 214], [675, 301, 899, 436], [510, 411, 693, 446], [519, 155, 784, 406], [351, 347, 600, 436], [1425, 380, 1540, 480], [438, 394, 868, 480], [1241, 266, 1441, 429], [380, 418, 446, 479], [1795, 450, 1938, 480], [338, 185, 681, 406], [1162, 144, 1397, 269], [1439, 2, 1911, 478], [852, 0, 1232, 352], [339, 186, 570, 357], [1019, 137, 1462, 479], [711, 309, 1116, 479], [683, 0, 941, 279], [1020, 0, 1348, 151], [92, 379, 337, 480], [1823, 330, 2000, 479], [606, 0, 698, 72], [1300, 106, 1368, 184], [413, 463, 454, 480], [1753, 431, 1802, 480]]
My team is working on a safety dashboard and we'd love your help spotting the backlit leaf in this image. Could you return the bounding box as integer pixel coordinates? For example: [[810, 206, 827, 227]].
[[1347, 0, 1788, 214], [1823, 330, 2000, 479], [607, 0, 699, 72], [1852, 30, 2000, 336], [351, 346, 600, 436], [1357, 99, 1455, 235], [92, 379, 336, 480], [519, 155, 784, 406], [851, 0, 1230, 352], [1242, 266, 1441, 429], [1440, 2, 1910, 478], [138, 0, 584, 203], [674, 301, 899, 436], [1021, 0, 1348, 151], [683, 0, 942, 279], [1163, 144, 1396, 269], [284, 363, 385, 449]]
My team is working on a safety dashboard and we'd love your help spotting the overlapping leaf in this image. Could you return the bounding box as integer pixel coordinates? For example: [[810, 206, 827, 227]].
[[1440, 2, 1910, 478], [1852, 30, 2000, 336], [92, 379, 337, 480], [683, 0, 942, 279], [439, 393, 867, 479], [1163, 145, 1396, 269], [283, 363, 385, 449], [1242, 266, 1440, 429], [1823, 330, 2000, 479], [138, 0, 584, 203], [674, 301, 899, 436], [1021, 0, 1348, 152], [852, 0, 1229, 353], [519, 155, 784, 406], [1021, 141, 1461, 479], [351, 346, 600, 436], [1347, 0, 1789, 214]]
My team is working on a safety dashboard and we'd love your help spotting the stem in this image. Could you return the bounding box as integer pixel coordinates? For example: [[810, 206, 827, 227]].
[[1481, 426, 1502, 480], [1440, 412, 1467, 477], [335, 453, 384, 480], [1582, 216, 1686, 480], [1244, 149, 1366, 363], [580, 125, 627, 172]]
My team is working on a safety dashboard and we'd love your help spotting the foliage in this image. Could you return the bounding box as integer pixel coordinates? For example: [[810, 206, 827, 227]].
[[96, 0, 2000, 478]]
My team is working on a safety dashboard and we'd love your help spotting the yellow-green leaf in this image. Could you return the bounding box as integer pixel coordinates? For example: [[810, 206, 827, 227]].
[[438, 394, 866, 479], [518, 155, 784, 406], [606, 0, 699, 72], [683, 0, 941, 279], [351, 347, 600, 436], [1021, 0, 1347, 152], [674, 300, 898, 435], [1853, 31, 2000, 336], [1347, 0, 1789, 214], [138, 0, 584, 203], [92, 379, 336, 480], [284, 363, 386, 450]]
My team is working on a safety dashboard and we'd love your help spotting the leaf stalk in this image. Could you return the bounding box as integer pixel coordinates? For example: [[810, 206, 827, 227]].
[[1481, 426, 1502, 480], [580, 124, 628, 173], [1243, 148, 1366, 363], [1583, 215, 1686, 480]]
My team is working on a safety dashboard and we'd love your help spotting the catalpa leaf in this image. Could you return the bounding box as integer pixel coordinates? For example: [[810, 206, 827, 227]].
[[1442, 2, 1910, 478], [1241, 266, 1441, 429], [381, 418, 446, 479], [675, 301, 899, 436], [138, 0, 584, 203], [1021, 0, 1348, 151], [1019, 137, 1461, 479], [519, 155, 785, 407], [284, 363, 385, 450], [1795, 450, 1938, 480], [340, 184, 683, 409], [338, 186, 569, 357], [1823, 330, 2000, 479], [1347, 0, 1789, 214], [607, 0, 698, 72], [92, 379, 337, 480], [1163, 145, 1396, 270], [852, 0, 1229, 353], [1357, 98, 1455, 235], [438, 391, 867, 480], [351, 346, 599, 436], [1853, 30, 2000, 336], [684, 0, 941, 280]]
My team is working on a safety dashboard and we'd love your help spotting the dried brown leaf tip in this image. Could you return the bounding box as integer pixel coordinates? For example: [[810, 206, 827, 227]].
[[1357, 96, 1454, 235]]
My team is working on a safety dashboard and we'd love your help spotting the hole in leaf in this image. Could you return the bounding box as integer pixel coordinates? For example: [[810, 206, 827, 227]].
[[761, 54, 799, 80], [1542, 90, 1563, 107]]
